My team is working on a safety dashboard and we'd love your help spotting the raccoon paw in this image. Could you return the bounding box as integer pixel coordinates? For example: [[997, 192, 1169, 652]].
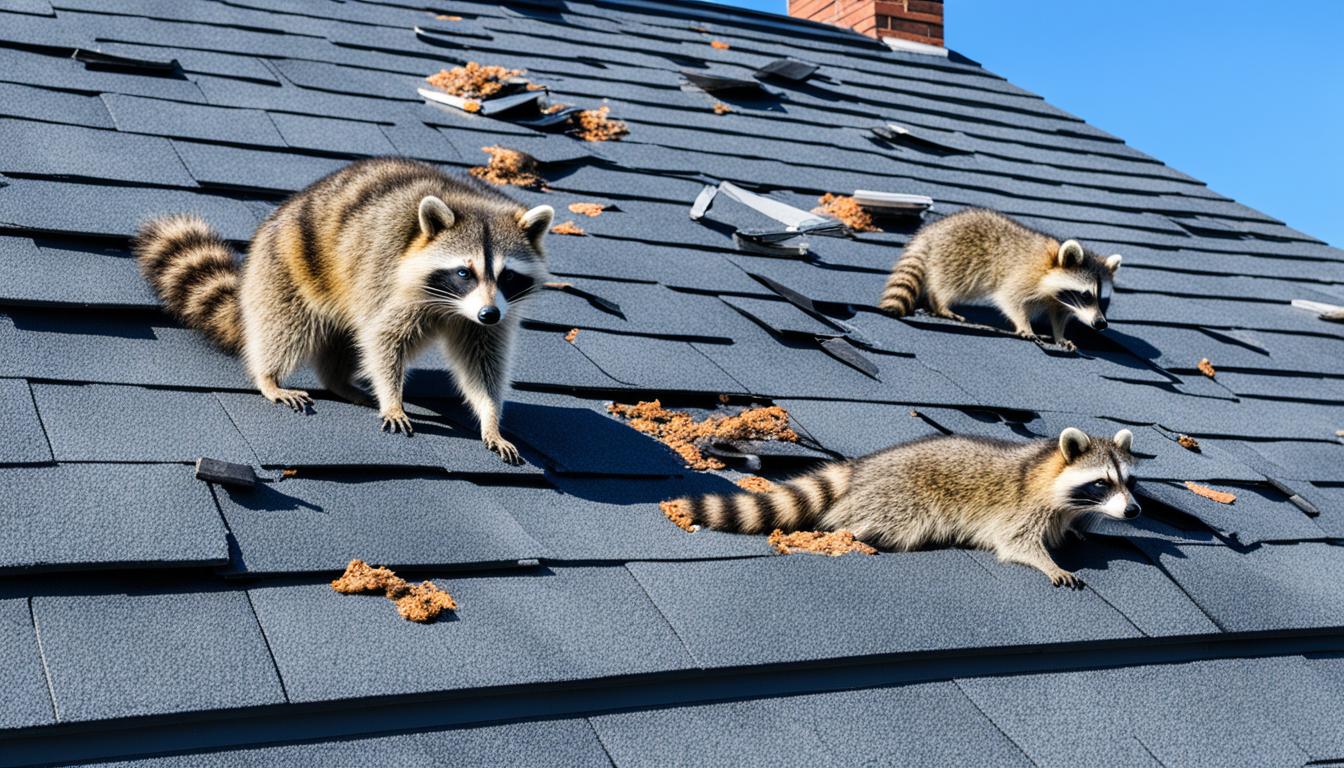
[[1015, 330, 1042, 344], [380, 409, 414, 436], [269, 388, 312, 412], [1056, 339, 1078, 352], [1050, 570, 1084, 590], [484, 434, 521, 464]]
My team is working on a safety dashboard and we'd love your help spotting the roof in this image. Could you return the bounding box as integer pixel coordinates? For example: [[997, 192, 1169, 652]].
[[1, 0, 1343, 765]]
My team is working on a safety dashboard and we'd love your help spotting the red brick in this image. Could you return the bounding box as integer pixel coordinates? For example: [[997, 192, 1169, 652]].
[[791, 0, 942, 43]]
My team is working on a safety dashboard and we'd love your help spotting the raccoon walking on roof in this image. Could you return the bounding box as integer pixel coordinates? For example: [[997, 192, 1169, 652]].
[[671, 428, 1140, 587], [878, 209, 1123, 350], [133, 157, 554, 462]]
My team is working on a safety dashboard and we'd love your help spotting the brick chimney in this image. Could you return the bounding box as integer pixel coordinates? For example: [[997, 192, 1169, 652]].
[[788, 1, 944, 47]]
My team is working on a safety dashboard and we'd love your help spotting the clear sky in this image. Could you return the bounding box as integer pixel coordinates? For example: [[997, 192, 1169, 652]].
[[714, 1, 1342, 246]]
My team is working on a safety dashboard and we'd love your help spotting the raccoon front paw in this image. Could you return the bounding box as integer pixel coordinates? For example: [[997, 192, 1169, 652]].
[[1015, 330, 1042, 343], [269, 389, 312, 412], [1050, 570, 1084, 590], [484, 433, 521, 464], [380, 409, 414, 436], [1056, 338, 1078, 352]]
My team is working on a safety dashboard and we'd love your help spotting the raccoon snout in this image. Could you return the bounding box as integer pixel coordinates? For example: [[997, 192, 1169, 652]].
[[1091, 316, 1108, 330], [1123, 499, 1142, 519], [477, 305, 501, 325]]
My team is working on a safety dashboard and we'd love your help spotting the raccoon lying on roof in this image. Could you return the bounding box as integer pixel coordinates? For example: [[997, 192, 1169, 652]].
[[672, 428, 1140, 587], [879, 208, 1122, 350], [134, 157, 553, 462]]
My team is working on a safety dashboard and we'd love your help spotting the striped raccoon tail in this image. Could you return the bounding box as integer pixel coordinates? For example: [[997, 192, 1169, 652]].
[[877, 242, 929, 317], [133, 214, 244, 353], [672, 463, 854, 534]]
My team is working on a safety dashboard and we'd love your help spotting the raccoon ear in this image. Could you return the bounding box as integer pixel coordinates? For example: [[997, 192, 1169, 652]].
[[1058, 427, 1091, 463], [1105, 254, 1123, 275], [1113, 429, 1133, 453], [418, 196, 455, 237], [1058, 240, 1085, 268], [518, 205, 554, 248]]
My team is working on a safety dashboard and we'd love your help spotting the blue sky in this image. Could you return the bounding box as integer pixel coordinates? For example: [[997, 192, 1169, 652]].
[[717, 1, 1342, 246]]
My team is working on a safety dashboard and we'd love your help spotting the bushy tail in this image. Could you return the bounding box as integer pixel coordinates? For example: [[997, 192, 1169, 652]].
[[133, 214, 244, 353], [678, 462, 854, 534], [877, 243, 928, 317]]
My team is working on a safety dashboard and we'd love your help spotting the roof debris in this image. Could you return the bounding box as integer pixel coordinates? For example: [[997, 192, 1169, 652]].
[[425, 61, 526, 99], [814, 193, 879, 233], [1197, 358, 1217, 378], [660, 499, 697, 532], [564, 328, 580, 343], [736, 476, 775, 493], [544, 102, 570, 114], [332, 559, 457, 623], [769, 529, 877, 557], [571, 106, 628, 142], [1185, 481, 1237, 505], [393, 581, 459, 623], [712, 102, 733, 115], [434, 14, 462, 21], [710, 40, 730, 49], [568, 202, 607, 217], [1176, 435, 1201, 452], [551, 220, 586, 236], [608, 400, 799, 471], [469, 146, 543, 189]]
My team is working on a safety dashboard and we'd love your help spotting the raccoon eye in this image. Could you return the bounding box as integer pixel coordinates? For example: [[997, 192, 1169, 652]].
[[1091, 480, 1109, 489], [455, 268, 470, 278]]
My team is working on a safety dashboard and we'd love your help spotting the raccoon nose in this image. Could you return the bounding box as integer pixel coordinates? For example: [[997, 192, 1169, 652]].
[[477, 306, 501, 325], [1124, 500, 1142, 519], [1091, 316, 1108, 331]]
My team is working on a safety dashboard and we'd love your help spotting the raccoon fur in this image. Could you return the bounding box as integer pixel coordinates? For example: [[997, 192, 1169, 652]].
[[134, 157, 554, 462], [879, 208, 1122, 350], [674, 428, 1140, 588]]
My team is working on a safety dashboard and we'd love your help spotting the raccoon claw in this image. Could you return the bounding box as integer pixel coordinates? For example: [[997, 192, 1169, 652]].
[[380, 411, 414, 436], [1056, 339, 1078, 352], [484, 434, 521, 464], [1050, 571, 1084, 590], [271, 389, 312, 412], [1016, 330, 1042, 344]]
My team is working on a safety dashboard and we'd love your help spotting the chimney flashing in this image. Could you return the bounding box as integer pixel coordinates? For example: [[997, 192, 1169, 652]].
[[882, 35, 948, 57]]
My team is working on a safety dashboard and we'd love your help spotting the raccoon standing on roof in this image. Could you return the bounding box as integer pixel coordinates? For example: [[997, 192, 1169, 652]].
[[878, 208, 1123, 350], [133, 157, 554, 462], [671, 428, 1140, 587]]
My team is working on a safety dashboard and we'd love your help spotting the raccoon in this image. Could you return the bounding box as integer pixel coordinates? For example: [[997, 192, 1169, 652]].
[[673, 428, 1139, 587], [134, 157, 554, 462], [878, 208, 1122, 350]]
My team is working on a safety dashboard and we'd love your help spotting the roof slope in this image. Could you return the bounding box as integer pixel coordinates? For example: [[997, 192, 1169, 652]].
[[1, 0, 1343, 765]]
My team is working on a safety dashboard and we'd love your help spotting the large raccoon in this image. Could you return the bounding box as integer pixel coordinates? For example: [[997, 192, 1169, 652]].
[[672, 428, 1140, 587], [134, 157, 553, 462], [878, 208, 1122, 350]]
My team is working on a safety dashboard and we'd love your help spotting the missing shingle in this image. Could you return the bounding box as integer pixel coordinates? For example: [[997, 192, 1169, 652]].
[[551, 220, 585, 235], [607, 400, 799, 471], [768, 529, 876, 556], [754, 58, 818, 82], [331, 559, 457, 623], [570, 106, 628, 142], [469, 146, 543, 189], [813, 193, 877, 233]]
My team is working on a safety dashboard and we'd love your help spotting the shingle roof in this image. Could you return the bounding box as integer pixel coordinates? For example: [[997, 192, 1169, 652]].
[[1, 0, 1342, 765]]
